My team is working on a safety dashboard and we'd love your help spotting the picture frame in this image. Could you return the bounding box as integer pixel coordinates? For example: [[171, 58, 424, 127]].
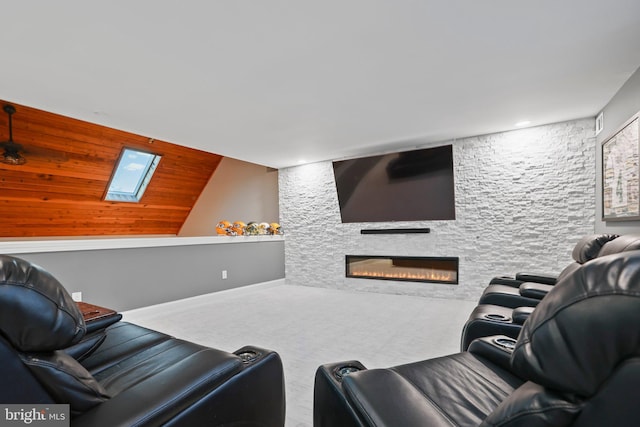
[[602, 110, 640, 221]]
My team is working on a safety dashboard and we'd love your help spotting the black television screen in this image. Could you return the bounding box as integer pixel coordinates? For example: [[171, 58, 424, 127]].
[[332, 145, 455, 223]]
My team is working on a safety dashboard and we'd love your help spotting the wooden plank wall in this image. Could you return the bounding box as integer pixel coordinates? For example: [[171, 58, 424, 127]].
[[0, 99, 223, 237]]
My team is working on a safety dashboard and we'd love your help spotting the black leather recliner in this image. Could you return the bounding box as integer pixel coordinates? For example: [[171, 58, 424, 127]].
[[313, 250, 640, 426], [0, 255, 286, 426], [487, 233, 619, 288], [478, 233, 627, 308], [461, 233, 640, 350]]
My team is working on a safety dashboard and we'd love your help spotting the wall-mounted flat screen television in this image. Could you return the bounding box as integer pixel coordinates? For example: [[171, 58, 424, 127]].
[[332, 145, 455, 223]]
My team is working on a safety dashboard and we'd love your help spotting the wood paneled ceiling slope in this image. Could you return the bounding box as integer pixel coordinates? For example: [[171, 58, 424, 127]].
[[0, 100, 223, 238]]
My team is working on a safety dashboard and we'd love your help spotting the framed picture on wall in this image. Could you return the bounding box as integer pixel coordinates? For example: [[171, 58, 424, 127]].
[[602, 110, 640, 221]]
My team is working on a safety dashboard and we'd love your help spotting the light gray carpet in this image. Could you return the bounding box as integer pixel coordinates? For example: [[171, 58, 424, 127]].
[[123, 281, 478, 427]]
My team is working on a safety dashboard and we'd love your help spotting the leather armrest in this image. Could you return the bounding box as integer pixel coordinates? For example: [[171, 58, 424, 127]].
[[514, 271, 557, 285], [468, 335, 515, 372], [342, 369, 460, 426], [314, 361, 367, 427], [519, 282, 553, 299], [512, 307, 535, 325], [489, 277, 523, 288]]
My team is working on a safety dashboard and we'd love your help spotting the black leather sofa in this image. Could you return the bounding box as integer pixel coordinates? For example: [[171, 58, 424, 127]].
[[461, 233, 640, 350], [486, 233, 619, 289], [478, 233, 620, 308], [314, 250, 640, 426], [0, 255, 286, 426]]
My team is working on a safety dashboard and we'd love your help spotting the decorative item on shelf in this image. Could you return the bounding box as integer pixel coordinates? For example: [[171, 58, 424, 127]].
[[231, 221, 246, 235], [245, 222, 261, 235], [216, 220, 283, 236], [215, 220, 232, 235], [268, 223, 283, 235], [258, 222, 270, 235]]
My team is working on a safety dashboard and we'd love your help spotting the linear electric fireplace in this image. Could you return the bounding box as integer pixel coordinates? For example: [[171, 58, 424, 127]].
[[346, 255, 459, 284]]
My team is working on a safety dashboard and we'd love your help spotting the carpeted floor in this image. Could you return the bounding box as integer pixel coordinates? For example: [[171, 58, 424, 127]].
[[122, 281, 478, 427]]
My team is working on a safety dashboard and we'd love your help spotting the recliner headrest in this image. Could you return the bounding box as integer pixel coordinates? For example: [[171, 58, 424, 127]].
[[512, 250, 640, 396], [0, 255, 85, 352], [571, 234, 619, 263], [597, 233, 640, 257]]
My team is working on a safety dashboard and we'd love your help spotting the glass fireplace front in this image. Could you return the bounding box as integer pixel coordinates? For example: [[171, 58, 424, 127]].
[[346, 255, 458, 284]]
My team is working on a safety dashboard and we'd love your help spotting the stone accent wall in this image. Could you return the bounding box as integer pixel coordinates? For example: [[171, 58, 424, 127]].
[[279, 119, 596, 300]]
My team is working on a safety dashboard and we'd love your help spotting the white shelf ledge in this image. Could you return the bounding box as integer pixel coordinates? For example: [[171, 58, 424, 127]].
[[0, 235, 284, 254]]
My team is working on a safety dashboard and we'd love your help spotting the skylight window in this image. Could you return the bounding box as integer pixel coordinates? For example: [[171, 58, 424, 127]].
[[105, 148, 161, 202]]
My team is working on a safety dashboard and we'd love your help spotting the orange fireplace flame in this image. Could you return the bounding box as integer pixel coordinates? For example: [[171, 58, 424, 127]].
[[349, 269, 455, 282]]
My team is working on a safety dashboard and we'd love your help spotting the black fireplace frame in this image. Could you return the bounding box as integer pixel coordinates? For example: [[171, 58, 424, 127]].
[[345, 255, 459, 285]]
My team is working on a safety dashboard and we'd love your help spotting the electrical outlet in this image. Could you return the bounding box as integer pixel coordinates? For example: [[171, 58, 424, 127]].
[[222, 270, 228, 279], [71, 292, 82, 302]]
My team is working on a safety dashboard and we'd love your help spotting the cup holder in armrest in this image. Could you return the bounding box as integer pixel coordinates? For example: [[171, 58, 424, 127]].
[[333, 364, 362, 380], [235, 349, 262, 364], [483, 313, 511, 322], [493, 337, 517, 350]]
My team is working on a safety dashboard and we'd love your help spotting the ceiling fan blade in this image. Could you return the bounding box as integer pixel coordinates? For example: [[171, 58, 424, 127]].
[[1, 141, 26, 165], [21, 145, 69, 162], [1, 104, 68, 166]]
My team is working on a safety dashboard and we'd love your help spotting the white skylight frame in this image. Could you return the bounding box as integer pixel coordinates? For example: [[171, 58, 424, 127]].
[[104, 148, 162, 202]]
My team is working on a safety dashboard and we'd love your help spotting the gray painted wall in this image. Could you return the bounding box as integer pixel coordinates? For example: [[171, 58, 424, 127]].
[[13, 241, 284, 311], [4, 155, 283, 312], [179, 157, 280, 236], [279, 118, 595, 301], [595, 65, 640, 234]]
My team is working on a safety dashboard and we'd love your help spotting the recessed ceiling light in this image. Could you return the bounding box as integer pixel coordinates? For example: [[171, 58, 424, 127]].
[[515, 120, 531, 127], [297, 159, 307, 164]]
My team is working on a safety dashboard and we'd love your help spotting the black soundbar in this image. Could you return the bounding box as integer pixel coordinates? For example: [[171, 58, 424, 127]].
[[360, 228, 431, 235]]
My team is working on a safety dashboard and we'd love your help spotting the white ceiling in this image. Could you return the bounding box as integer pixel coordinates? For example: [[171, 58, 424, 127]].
[[2, 1, 640, 169]]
